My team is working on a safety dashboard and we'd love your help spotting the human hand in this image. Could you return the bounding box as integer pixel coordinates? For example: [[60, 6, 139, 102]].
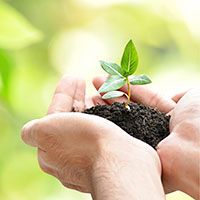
[[23, 76, 117, 193], [21, 76, 165, 199], [157, 89, 200, 199], [93, 76, 200, 199]]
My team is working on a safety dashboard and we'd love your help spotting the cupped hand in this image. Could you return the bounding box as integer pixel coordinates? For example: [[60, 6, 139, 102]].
[[21, 76, 162, 195], [93, 76, 200, 199], [157, 89, 200, 199]]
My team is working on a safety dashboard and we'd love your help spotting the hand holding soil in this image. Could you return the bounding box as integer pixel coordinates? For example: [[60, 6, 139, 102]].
[[21, 40, 200, 199], [93, 76, 200, 199], [90, 40, 200, 199], [21, 76, 165, 200], [21, 74, 200, 199]]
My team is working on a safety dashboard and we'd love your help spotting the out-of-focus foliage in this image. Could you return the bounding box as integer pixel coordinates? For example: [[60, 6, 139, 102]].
[[0, 0, 199, 199], [0, 1, 42, 50]]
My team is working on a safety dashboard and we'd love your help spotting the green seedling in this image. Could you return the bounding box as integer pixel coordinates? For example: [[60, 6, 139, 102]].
[[98, 39, 152, 107]]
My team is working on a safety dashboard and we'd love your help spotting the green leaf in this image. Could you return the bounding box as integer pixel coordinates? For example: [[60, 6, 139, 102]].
[[121, 39, 138, 76], [98, 75, 126, 93], [0, 1, 43, 49], [100, 60, 124, 77], [102, 91, 126, 99], [129, 75, 152, 85]]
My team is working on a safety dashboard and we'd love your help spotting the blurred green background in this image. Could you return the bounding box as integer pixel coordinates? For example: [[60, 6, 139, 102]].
[[0, 0, 199, 199]]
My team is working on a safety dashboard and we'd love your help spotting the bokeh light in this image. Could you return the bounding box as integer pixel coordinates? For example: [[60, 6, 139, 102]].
[[0, 0, 199, 199]]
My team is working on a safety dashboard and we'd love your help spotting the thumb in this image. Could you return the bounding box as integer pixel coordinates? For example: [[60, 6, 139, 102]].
[[21, 119, 41, 147]]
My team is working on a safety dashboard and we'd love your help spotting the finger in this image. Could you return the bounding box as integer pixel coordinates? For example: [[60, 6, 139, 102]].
[[171, 90, 189, 103], [21, 119, 41, 147], [92, 77, 128, 105], [167, 90, 189, 116], [85, 96, 108, 108], [127, 85, 176, 113], [48, 75, 78, 114], [170, 88, 200, 129], [92, 95, 108, 106], [73, 79, 86, 112], [22, 117, 60, 150], [93, 76, 176, 113], [85, 97, 95, 108]]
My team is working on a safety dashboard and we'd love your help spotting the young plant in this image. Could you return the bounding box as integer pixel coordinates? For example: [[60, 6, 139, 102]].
[[98, 40, 152, 106]]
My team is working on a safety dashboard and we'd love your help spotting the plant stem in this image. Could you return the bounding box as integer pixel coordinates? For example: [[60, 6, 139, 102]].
[[125, 77, 131, 107]]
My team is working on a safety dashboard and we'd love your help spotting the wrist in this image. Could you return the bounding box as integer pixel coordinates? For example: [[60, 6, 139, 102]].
[[90, 137, 165, 200], [90, 153, 131, 200]]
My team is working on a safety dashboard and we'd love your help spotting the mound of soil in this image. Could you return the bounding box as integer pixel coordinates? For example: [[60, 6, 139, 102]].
[[84, 102, 170, 149]]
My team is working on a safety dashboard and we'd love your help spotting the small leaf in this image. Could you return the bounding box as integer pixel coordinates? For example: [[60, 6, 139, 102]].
[[121, 40, 138, 76], [102, 91, 126, 99], [100, 60, 124, 77], [98, 75, 126, 93], [129, 75, 152, 85]]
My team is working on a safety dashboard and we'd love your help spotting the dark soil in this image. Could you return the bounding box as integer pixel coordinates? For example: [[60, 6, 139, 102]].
[[84, 102, 170, 149]]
